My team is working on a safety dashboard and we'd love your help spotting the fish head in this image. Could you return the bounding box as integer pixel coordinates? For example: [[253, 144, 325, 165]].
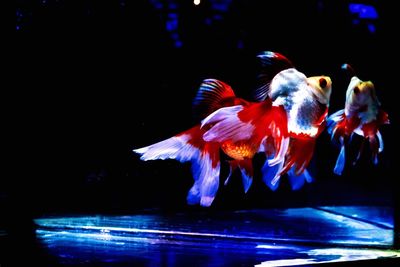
[[346, 76, 379, 110], [306, 75, 332, 105]]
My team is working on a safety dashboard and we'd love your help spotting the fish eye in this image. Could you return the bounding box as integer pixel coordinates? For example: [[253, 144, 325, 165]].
[[319, 78, 327, 88], [353, 86, 360, 94]]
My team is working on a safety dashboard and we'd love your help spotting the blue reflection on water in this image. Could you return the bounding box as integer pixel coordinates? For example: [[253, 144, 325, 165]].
[[34, 206, 396, 266]]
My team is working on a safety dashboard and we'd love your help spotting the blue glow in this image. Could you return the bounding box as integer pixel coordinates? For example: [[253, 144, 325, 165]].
[[256, 248, 400, 266], [35, 206, 394, 247], [368, 23, 376, 34], [237, 40, 244, 49], [16, 8, 24, 31], [279, 207, 393, 246], [213, 14, 223, 20], [34, 207, 396, 265], [166, 19, 178, 32], [316, 206, 394, 229], [174, 40, 183, 48], [352, 18, 360, 25], [349, 3, 378, 19], [150, 0, 163, 10], [168, 2, 178, 10], [211, 0, 232, 12]]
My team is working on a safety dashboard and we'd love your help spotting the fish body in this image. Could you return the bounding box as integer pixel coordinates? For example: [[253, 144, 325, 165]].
[[134, 51, 332, 206], [134, 79, 288, 207], [269, 69, 331, 138], [254, 52, 332, 188], [327, 66, 389, 175]]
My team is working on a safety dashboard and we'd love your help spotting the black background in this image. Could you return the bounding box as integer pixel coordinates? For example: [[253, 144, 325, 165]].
[[12, 0, 397, 209], [9, 1, 398, 262]]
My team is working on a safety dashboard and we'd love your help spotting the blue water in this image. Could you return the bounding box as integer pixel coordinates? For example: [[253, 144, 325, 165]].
[[33, 206, 398, 266]]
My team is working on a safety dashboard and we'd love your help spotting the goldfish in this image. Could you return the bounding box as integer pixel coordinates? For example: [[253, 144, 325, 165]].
[[133, 51, 332, 206], [134, 78, 288, 207], [327, 64, 389, 175], [254, 51, 332, 190]]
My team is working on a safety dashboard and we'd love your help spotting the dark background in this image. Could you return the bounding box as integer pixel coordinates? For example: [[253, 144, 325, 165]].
[[12, 0, 397, 210], [8, 1, 398, 260]]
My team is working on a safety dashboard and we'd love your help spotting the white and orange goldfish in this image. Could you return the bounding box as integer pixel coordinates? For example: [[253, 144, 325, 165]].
[[133, 51, 332, 206], [327, 64, 389, 175]]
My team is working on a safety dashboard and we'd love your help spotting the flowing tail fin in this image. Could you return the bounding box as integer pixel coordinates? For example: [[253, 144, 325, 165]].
[[360, 110, 390, 166], [287, 167, 313, 190], [327, 109, 345, 141], [262, 156, 285, 191], [327, 109, 356, 175], [333, 138, 346, 175], [280, 138, 316, 177], [225, 159, 254, 193], [133, 126, 221, 207]]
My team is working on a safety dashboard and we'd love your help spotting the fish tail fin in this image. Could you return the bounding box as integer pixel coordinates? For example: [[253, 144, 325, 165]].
[[378, 110, 390, 125], [225, 159, 253, 193], [262, 157, 284, 191], [187, 142, 221, 207], [192, 78, 238, 121], [133, 125, 221, 207], [369, 134, 380, 165], [133, 126, 202, 162], [281, 138, 316, 178], [341, 63, 356, 77], [266, 105, 290, 166], [287, 167, 313, 190], [377, 131, 384, 153], [238, 159, 253, 193], [333, 139, 346, 175], [224, 160, 237, 186], [374, 110, 389, 155], [258, 105, 289, 191], [358, 109, 389, 166], [254, 51, 294, 101], [326, 109, 345, 142]]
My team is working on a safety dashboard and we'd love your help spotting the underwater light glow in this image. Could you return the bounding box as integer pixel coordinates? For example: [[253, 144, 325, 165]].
[[194, 0, 200, 6], [349, 3, 378, 19]]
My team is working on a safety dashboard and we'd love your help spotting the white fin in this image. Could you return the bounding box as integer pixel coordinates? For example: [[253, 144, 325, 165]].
[[267, 137, 289, 166], [133, 134, 197, 162], [188, 151, 221, 207], [262, 158, 284, 191], [334, 143, 346, 175], [201, 106, 255, 142], [377, 130, 384, 153]]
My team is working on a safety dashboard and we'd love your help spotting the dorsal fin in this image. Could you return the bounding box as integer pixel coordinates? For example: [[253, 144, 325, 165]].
[[341, 63, 357, 83], [192, 79, 236, 120], [254, 51, 294, 101], [341, 63, 356, 77]]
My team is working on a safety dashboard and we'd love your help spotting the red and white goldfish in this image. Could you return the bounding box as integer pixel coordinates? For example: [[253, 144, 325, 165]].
[[133, 51, 332, 206], [327, 64, 389, 175], [134, 79, 288, 207], [254, 51, 332, 190]]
